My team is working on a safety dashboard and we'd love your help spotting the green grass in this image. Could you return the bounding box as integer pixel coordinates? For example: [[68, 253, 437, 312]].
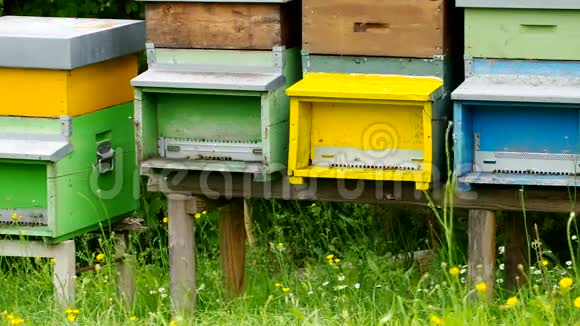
[[1, 199, 580, 325]]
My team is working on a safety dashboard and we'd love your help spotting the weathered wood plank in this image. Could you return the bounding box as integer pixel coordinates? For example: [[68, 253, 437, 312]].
[[303, 0, 447, 57], [148, 172, 580, 213], [468, 209, 496, 298], [219, 199, 246, 296], [115, 232, 137, 308], [145, 2, 299, 50], [504, 213, 528, 291]]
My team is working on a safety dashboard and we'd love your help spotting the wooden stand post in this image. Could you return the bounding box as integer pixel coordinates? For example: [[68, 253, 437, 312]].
[[504, 213, 528, 291], [0, 239, 76, 306], [115, 232, 136, 308], [244, 199, 255, 248], [167, 193, 196, 318], [220, 199, 246, 296], [468, 209, 496, 298]]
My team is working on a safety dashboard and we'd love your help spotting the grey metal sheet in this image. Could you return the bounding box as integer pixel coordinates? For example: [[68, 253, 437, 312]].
[[0, 16, 145, 69], [456, 0, 580, 9], [131, 69, 284, 92], [451, 75, 580, 104], [0, 139, 72, 162]]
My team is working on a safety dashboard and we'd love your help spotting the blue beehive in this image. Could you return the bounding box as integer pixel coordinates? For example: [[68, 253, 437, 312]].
[[452, 59, 580, 190]]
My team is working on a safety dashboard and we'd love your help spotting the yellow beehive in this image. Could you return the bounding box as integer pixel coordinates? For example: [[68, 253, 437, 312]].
[[0, 55, 138, 118], [286, 73, 443, 191]]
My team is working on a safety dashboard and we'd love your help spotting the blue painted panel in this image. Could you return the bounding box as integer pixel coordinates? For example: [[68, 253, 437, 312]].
[[471, 105, 580, 153], [460, 172, 580, 187], [472, 58, 580, 77], [453, 102, 474, 176]]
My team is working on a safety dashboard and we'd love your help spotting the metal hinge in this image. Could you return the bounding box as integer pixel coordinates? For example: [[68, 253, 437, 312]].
[[272, 46, 286, 73], [60, 116, 72, 137], [146, 43, 156, 66]]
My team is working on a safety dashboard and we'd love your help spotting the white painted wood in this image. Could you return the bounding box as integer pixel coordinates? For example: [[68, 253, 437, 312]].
[[0, 16, 145, 69], [131, 69, 284, 92], [115, 233, 136, 308], [452, 75, 580, 104], [0, 138, 71, 161], [167, 193, 196, 318], [457, 0, 580, 9]]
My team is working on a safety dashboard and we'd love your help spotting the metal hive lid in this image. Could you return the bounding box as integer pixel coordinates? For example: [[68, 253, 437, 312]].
[[456, 0, 580, 9], [0, 16, 145, 69]]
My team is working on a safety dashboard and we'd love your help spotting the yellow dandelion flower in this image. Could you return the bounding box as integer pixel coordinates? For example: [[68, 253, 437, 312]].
[[311, 203, 316, 207], [163, 217, 168, 224], [202, 211, 207, 215], [334, 258, 341, 264], [541, 259, 549, 267], [96, 253, 105, 262], [6, 314, 14, 321], [430, 314, 443, 325], [194, 213, 201, 219], [326, 254, 335, 260], [449, 267, 460, 277], [574, 297, 580, 309], [67, 314, 77, 322], [277, 243, 284, 247], [130, 316, 137, 321], [274, 282, 281, 288], [560, 277, 574, 290], [282, 287, 291, 293], [506, 296, 519, 307], [10, 213, 19, 222], [169, 321, 177, 326], [475, 281, 487, 294], [72, 309, 79, 315], [10, 318, 24, 326]]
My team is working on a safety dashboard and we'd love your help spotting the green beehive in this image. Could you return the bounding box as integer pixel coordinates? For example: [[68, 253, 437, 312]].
[[0, 17, 144, 242], [132, 45, 301, 180]]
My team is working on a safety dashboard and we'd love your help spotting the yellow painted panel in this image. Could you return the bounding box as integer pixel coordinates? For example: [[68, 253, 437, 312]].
[[310, 101, 424, 156], [288, 99, 312, 174], [286, 73, 443, 102], [0, 68, 68, 116], [67, 55, 138, 116], [0, 55, 138, 118]]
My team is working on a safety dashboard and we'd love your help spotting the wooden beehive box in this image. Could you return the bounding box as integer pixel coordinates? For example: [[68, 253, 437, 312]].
[[286, 73, 444, 191], [139, 0, 300, 50], [0, 16, 144, 118], [132, 46, 301, 180], [452, 61, 580, 190], [458, 0, 580, 60], [302, 0, 452, 58], [0, 16, 142, 241]]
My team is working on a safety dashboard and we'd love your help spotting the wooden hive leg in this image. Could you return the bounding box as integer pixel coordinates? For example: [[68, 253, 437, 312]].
[[52, 240, 76, 307], [220, 199, 246, 296], [504, 213, 528, 291], [244, 199, 255, 248], [468, 209, 496, 299], [167, 193, 197, 318], [115, 232, 136, 308]]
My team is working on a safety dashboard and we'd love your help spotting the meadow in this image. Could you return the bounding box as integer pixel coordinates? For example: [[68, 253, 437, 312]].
[[1, 195, 580, 325]]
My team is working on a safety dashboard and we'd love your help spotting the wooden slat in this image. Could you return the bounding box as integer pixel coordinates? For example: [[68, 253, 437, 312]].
[[468, 210, 496, 299], [302, 0, 447, 58], [219, 199, 246, 296], [145, 2, 299, 50], [148, 172, 580, 213]]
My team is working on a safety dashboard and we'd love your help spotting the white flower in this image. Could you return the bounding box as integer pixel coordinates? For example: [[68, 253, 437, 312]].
[[307, 290, 314, 295], [158, 287, 166, 293], [149, 290, 157, 295], [496, 278, 504, 284], [498, 246, 505, 254], [566, 260, 573, 266], [572, 235, 578, 241], [197, 283, 206, 291], [375, 284, 382, 288], [338, 274, 346, 282], [460, 268, 467, 275], [499, 263, 505, 271], [334, 285, 348, 291], [354, 283, 360, 289], [161, 293, 168, 299], [533, 269, 542, 275], [322, 281, 329, 286], [460, 277, 465, 284]]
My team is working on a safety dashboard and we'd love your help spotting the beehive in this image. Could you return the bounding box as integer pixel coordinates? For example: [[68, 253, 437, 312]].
[[132, 46, 301, 180], [0, 17, 143, 241], [453, 0, 580, 190], [138, 0, 300, 50], [286, 73, 444, 191]]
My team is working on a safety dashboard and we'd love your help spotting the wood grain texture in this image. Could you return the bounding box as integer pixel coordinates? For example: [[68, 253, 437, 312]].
[[147, 172, 580, 213], [302, 0, 447, 57], [219, 199, 246, 296], [468, 210, 496, 299], [145, 2, 299, 50]]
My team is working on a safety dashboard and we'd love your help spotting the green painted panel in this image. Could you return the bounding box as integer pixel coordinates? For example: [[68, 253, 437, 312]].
[[137, 91, 160, 160], [263, 121, 289, 170], [157, 93, 262, 142], [0, 116, 61, 134], [155, 48, 274, 67], [0, 162, 47, 209], [465, 8, 580, 60]]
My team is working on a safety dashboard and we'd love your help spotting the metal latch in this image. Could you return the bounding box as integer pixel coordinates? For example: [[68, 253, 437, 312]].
[[96, 140, 115, 174]]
